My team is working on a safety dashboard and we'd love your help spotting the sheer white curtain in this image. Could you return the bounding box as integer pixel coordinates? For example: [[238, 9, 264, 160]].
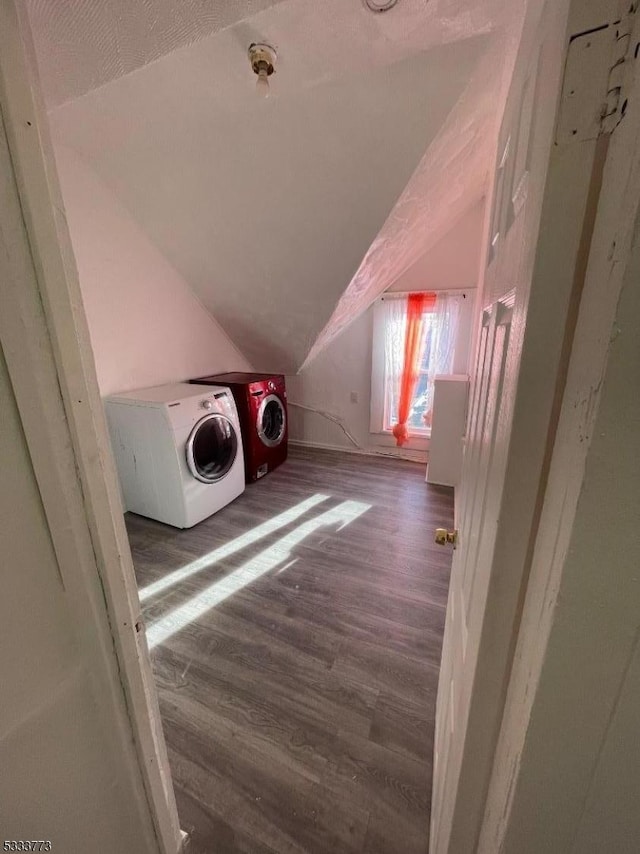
[[374, 292, 462, 433], [423, 293, 462, 426], [381, 295, 408, 428]]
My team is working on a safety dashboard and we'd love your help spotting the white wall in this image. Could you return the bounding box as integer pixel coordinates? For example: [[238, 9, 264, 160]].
[[287, 206, 482, 458], [287, 308, 375, 453], [0, 344, 158, 852], [288, 295, 477, 458], [54, 146, 251, 396], [388, 201, 485, 293]]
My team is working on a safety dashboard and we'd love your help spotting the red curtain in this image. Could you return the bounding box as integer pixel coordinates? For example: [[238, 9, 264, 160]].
[[392, 292, 437, 447]]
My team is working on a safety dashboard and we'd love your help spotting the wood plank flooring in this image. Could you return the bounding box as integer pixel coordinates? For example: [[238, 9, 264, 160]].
[[126, 446, 454, 854]]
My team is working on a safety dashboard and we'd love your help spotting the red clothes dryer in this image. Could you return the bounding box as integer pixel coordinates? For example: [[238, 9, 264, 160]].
[[190, 372, 288, 482]]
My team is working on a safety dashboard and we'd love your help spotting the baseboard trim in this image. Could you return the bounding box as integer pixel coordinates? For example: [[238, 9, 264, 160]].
[[289, 438, 428, 464]]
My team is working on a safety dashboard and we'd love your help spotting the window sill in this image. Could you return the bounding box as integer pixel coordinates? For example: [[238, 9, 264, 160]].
[[376, 427, 432, 439], [370, 431, 430, 452]]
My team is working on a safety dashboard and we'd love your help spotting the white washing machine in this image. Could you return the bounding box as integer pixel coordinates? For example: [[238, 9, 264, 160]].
[[105, 383, 245, 528]]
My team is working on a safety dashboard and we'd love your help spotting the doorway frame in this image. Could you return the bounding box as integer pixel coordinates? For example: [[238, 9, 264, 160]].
[[0, 2, 181, 851], [4, 0, 639, 852]]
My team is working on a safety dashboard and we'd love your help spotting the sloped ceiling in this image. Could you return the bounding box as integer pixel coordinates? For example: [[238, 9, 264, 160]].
[[27, 0, 288, 107], [30, 0, 521, 374], [388, 199, 486, 293], [302, 46, 501, 367]]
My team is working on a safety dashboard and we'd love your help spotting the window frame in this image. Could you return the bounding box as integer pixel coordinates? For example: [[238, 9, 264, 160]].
[[370, 295, 435, 438], [370, 290, 468, 443]]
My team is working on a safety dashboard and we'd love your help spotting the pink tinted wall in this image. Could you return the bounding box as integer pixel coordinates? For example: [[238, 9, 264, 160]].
[[54, 145, 251, 396], [287, 201, 484, 457], [388, 200, 484, 293]]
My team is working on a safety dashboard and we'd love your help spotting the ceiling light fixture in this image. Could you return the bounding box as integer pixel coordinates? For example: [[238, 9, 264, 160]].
[[248, 42, 277, 99], [363, 0, 399, 11]]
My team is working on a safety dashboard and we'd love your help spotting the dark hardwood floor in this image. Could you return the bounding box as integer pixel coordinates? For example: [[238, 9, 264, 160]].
[[126, 446, 454, 854]]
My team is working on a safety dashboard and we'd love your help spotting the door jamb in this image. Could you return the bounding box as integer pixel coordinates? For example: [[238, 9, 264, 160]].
[[0, 3, 182, 851]]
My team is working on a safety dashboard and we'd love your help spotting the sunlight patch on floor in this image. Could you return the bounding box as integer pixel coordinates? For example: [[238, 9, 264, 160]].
[[139, 493, 330, 603], [276, 558, 299, 575], [146, 499, 371, 649]]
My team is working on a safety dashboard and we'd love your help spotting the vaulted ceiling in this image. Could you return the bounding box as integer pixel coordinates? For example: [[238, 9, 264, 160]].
[[27, 0, 289, 107], [29, 0, 523, 373]]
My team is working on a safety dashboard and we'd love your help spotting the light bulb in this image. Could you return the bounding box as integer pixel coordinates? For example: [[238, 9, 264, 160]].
[[248, 44, 276, 99], [256, 64, 270, 98]]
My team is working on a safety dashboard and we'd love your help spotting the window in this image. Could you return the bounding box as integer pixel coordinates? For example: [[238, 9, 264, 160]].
[[385, 305, 436, 433], [370, 292, 463, 440]]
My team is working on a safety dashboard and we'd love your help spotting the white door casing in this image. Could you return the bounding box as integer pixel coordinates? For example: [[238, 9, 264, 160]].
[[478, 1, 640, 849], [0, 2, 181, 850], [431, 1, 631, 851]]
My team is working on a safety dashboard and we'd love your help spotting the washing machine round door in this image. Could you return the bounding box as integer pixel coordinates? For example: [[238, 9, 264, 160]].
[[186, 414, 238, 483], [257, 394, 286, 448]]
